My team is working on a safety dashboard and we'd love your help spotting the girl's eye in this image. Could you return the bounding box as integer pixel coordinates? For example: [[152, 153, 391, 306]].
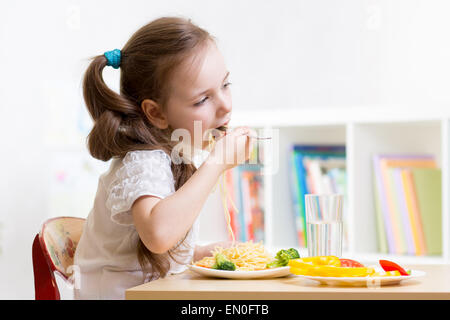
[[223, 82, 232, 88], [194, 96, 209, 106]]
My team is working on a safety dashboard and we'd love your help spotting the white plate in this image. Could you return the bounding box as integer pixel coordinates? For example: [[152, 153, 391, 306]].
[[293, 269, 426, 287], [187, 265, 291, 279]]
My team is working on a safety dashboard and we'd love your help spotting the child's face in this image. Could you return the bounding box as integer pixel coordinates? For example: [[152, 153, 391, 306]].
[[164, 41, 232, 150]]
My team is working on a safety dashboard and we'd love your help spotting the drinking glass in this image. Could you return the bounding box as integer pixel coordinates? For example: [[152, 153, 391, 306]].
[[305, 194, 343, 257]]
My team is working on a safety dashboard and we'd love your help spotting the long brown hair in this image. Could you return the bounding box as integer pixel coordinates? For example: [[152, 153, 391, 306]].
[[82, 17, 213, 280]]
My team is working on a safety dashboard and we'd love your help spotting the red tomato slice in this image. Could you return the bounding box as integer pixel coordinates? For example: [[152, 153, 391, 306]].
[[339, 259, 364, 267], [379, 260, 409, 276]]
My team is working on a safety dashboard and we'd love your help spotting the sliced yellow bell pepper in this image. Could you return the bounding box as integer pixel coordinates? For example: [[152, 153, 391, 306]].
[[293, 256, 342, 267], [288, 256, 375, 277]]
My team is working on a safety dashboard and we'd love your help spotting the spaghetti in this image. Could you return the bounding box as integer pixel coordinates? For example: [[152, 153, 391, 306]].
[[208, 129, 237, 244], [194, 241, 273, 271]]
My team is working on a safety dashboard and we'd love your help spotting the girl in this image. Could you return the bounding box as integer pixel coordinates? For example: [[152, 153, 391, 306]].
[[73, 16, 254, 300]]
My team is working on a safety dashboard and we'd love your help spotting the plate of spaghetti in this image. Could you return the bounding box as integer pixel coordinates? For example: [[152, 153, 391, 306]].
[[189, 242, 293, 279]]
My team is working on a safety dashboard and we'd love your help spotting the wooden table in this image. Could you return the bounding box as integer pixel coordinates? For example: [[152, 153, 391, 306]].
[[126, 265, 450, 300]]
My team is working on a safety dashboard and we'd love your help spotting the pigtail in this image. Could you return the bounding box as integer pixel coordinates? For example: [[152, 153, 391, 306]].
[[83, 55, 148, 161]]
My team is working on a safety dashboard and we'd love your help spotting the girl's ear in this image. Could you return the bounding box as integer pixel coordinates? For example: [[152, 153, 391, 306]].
[[141, 99, 169, 129]]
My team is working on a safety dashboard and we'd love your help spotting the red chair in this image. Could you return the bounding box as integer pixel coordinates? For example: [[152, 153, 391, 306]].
[[32, 217, 85, 300]]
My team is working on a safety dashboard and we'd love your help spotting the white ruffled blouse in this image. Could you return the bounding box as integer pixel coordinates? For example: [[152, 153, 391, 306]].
[[74, 149, 204, 300]]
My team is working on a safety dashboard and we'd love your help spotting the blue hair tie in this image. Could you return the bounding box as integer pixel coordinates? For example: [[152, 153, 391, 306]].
[[104, 49, 121, 69]]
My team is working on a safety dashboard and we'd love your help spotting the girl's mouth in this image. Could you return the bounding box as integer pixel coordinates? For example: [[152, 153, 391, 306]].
[[216, 119, 230, 132], [216, 125, 228, 132]]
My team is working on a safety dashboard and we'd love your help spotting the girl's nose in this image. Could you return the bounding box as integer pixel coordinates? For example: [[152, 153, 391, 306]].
[[216, 93, 232, 114]]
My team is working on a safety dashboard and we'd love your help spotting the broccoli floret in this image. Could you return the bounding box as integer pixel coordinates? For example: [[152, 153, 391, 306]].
[[266, 248, 301, 268], [266, 253, 290, 268], [286, 248, 300, 259], [212, 253, 236, 271]]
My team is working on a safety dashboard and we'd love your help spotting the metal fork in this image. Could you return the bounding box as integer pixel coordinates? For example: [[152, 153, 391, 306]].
[[216, 126, 272, 140]]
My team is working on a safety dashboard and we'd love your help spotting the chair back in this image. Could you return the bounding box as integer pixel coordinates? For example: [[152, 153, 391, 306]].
[[32, 216, 85, 299]]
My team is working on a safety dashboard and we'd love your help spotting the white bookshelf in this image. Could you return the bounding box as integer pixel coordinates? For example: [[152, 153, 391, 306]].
[[229, 106, 450, 265]]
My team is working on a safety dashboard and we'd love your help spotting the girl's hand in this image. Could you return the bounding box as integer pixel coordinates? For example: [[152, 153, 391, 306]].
[[206, 126, 255, 172], [194, 241, 238, 261]]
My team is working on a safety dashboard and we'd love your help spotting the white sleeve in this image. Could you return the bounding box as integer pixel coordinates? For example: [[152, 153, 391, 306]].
[[105, 150, 175, 226]]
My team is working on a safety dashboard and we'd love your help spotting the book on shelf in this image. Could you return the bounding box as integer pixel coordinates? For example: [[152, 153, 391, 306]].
[[411, 167, 442, 255], [225, 164, 265, 243], [224, 168, 239, 241], [392, 168, 415, 255], [288, 145, 347, 249], [401, 169, 427, 256], [372, 154, 441, 255]]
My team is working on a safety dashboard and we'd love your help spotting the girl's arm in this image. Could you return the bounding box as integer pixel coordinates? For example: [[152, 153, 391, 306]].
[[132, 127, 252, 255], [132, 159, 224, 254]]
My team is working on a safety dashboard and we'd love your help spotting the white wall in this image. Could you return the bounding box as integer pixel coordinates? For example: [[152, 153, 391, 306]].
[[1, 0, 449, 299]]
